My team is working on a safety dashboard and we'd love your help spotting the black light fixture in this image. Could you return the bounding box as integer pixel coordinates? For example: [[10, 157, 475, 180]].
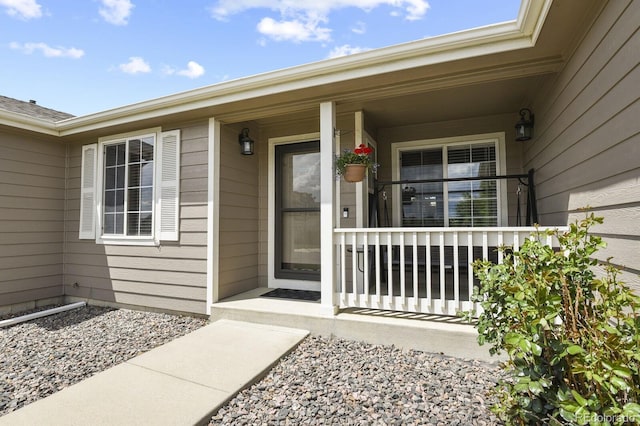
[[238, 127, 254, 155], [515, 108, 534, 142]]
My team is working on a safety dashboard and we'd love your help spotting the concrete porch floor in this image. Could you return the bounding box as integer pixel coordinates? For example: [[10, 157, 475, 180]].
[[210, 288, 499, 363]]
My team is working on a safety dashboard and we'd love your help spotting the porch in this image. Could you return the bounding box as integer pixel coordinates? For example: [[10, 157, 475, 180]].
[[210, 287, 494, 361]]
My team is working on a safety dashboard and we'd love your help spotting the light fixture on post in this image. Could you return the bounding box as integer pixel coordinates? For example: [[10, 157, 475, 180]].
[[238, 127, 254, 155], [515, 108, 534, 142]]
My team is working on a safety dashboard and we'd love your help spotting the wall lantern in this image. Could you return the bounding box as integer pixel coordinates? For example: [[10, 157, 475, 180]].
[[515, 108, 535, 142], [238, 127, 254, 155]]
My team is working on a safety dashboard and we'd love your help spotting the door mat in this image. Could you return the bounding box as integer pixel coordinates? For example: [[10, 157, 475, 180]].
[[260, 288, 321, 302]]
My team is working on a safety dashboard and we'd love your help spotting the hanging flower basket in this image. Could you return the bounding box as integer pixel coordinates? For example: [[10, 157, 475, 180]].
[[343, 164, 367, 182], [335, 144, 378, 183]]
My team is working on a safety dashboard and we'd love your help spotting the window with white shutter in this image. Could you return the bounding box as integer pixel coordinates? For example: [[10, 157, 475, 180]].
[[78, 127, 181, 245], [79, 144, 97, 239], [158, 130, 180, 241]]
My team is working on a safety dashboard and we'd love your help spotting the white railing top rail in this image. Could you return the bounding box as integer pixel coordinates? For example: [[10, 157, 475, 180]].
[[334, 226, 569, 233]]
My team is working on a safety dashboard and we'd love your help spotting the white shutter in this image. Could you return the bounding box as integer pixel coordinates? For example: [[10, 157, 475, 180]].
[[79, 143, 97, 239], [157, 130, 181, 241]]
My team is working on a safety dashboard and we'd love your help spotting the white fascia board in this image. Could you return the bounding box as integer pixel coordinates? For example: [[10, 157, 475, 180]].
[[55, 0, 551, 136], [0, 110, 58, 136]]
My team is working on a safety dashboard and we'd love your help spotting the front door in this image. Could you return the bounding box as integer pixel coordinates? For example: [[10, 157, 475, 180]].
[[274, 141, 321, 284]]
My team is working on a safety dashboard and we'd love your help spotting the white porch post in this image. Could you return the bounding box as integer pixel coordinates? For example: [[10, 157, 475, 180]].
[[206, 118, 221, 314], [320, 101, 338, 316]]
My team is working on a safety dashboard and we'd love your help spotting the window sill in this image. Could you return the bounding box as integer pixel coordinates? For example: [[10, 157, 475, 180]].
[[96, 237, 159, 246]]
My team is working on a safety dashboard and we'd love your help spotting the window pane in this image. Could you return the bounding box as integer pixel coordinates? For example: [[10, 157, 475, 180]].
[[281, 212, 320, 272], [129, 164, 140, 187], [127, 213, 139, 235], [400, 148, 444, 227], [116, 165, 125, 188], [128, 188, 140, 211], [140, 162, 153, 187], [116, 144, 126, 165], [115, 190, 124, 212], [139, 213, 152, 236], [105, 145, 117, 166], [104, 191, 116, 213], [115, 213, 124, 234], [129, 139, 141, 163], [281, 151, 320, 209], [105, 167, 116, 190], [104, 214, 115, 234], [140, 187, 153, 211], [141, 138, 154, 161]]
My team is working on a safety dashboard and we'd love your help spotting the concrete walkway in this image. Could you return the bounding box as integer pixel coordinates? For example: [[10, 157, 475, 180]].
[[0, 320, 309, 426]]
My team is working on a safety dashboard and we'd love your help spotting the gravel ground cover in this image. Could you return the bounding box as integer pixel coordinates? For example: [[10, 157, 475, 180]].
[[210, 336, 506, 425], [0, 305, 206, 416]]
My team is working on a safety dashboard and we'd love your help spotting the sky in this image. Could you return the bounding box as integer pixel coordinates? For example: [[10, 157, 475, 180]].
[[1, 0, 520, 117]]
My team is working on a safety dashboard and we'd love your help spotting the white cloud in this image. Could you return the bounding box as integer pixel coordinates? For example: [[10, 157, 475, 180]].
[[119, 56, 150, 74], [351, 21, 366, 35], [257, 16, 331, 42], [177, 61, 205, 79], [327, 44, 369, 58], [99, 0, 133, 25], [210, 0, 428, 43], [0, 0, 42, 19], [10, 42, 84, 58], [211, 0, 429, 23], [163, 61, 206, 79]]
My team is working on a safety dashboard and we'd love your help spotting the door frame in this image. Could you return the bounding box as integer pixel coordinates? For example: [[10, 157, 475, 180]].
[[268, 132, 321, 290]]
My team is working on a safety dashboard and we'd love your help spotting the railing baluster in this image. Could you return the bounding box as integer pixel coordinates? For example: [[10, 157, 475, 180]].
[[426, 232, 432, 302], [363, 232, 369, 298], [340, 232, 346, 302], [412, 231, 418, 307], [482, 231, 488, 261], [375, 232, 381, 304], [497, 231, 504, 264], [453, 231, 459, 310], [439, 231, 445, 313], [387, 232, 392, 301], [400, 232, 406, 304], [467, 231, 473, 306], [351, 232, 357, 299]]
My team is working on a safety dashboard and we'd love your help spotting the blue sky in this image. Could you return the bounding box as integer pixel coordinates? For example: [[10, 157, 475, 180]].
[[1, 0, 520, 117]]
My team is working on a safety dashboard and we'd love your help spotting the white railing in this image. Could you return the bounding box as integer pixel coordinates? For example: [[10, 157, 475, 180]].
[[333, 226, 566, 316]]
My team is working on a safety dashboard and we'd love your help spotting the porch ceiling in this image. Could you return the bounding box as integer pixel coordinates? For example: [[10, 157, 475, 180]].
[[255, 73, 551, 130]]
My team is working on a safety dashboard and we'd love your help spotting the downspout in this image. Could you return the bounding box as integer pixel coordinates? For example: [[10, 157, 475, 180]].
[[0, 302, 86, 328], [62, 142, 69, 298]]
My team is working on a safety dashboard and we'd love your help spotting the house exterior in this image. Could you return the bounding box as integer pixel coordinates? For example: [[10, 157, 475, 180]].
[[1, 0, 638, 318]]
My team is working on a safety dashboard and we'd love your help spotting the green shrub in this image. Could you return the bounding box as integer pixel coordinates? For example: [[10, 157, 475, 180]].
[[468, 213, 640, 425]]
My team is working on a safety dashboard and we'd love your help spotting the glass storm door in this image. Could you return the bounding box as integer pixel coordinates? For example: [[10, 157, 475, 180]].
[[275, 141, 321, 280]]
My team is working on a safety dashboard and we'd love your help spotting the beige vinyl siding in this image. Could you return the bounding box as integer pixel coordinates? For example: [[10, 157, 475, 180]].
[[526, 0, 640, 290], [218, 124, 259, 299], [0, 130, 65, 308], [63, 122, 209, 314]]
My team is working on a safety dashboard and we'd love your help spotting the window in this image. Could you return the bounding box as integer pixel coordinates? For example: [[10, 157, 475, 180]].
[[78, 128, 180, 245], [392, 133, 506, 227], [103, 136, 155, 236]]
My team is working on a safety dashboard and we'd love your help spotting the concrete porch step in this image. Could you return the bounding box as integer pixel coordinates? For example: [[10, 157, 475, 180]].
[[210, 288, 497, 363]]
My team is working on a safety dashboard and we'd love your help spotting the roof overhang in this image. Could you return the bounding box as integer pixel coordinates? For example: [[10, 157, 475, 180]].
[[0, 0, 561, 137]]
